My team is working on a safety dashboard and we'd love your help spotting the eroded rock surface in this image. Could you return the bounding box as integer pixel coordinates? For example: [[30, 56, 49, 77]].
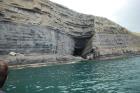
[[82, 17, 140, 59], [0, 0, 140, 60]]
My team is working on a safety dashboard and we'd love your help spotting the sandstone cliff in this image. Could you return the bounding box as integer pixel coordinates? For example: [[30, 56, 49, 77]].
[[0, 0, 140, 60]]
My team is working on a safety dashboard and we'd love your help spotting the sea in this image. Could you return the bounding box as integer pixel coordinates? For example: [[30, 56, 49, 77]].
[[3, 56, 140, 93]]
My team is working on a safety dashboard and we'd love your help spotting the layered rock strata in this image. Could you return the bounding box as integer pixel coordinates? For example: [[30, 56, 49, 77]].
[[0, 0, 140, 60], [82, 17, 140, 59]]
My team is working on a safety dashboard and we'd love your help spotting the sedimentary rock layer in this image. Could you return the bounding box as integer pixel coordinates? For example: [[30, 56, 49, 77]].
[[0, 0, 140, 59], [0, 22, 74, 55], [82, 17, 140, 59]]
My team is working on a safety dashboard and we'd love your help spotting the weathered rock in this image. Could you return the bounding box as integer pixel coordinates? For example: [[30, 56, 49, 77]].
[[0, 0, 140, 60], [82, 17, 140, 59], [9, 52, 17, 56]]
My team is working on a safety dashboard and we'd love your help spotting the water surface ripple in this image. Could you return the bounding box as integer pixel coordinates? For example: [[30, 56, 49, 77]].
[[4, 57, 140, 93]]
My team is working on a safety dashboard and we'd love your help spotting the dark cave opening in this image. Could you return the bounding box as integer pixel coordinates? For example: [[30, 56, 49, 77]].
[[73, 37, 90, 56], [73, 48, 85, 56]]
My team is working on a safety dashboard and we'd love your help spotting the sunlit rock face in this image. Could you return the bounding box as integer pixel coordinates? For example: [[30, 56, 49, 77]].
[[0, 0, 140, 59]]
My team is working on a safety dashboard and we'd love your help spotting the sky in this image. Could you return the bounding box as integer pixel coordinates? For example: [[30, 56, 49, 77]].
[[51, 0, 140, 32]]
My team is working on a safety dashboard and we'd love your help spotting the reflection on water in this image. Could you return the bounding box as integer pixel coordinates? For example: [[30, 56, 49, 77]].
[[4, 56, 140, 93]]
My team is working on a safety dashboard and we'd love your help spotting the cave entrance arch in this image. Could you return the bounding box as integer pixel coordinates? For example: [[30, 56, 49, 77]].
[[73, 37, 91, 56]]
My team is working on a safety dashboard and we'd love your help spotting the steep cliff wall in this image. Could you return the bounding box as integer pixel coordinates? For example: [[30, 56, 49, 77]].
[[0, 0, 140, 59], [0, 22, 74, 55], [82, 17, 140, 59], [0, 0, 78, 55]]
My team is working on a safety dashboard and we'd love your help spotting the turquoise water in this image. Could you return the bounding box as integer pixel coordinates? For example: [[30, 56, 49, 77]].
[[3, 56, 140, 93]]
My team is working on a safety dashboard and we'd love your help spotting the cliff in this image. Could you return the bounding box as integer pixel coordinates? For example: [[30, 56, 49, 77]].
[[0, 0, 140, 61]]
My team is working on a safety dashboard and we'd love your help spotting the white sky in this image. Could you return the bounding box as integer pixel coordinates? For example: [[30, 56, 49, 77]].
[[51, 0, 140, 32]]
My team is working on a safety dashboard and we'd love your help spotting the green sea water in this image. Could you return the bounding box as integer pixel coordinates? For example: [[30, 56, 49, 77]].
[[3, 56, 140, 93]]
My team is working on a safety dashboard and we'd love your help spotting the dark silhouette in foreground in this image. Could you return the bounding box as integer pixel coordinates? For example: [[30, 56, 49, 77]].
[[0, 61, 8, 93]]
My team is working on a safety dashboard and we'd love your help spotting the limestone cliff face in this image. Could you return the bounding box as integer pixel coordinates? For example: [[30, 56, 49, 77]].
[[0, 0, 76, 55], [82, 17, 140, 58], [0, 0, 140, 59]]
